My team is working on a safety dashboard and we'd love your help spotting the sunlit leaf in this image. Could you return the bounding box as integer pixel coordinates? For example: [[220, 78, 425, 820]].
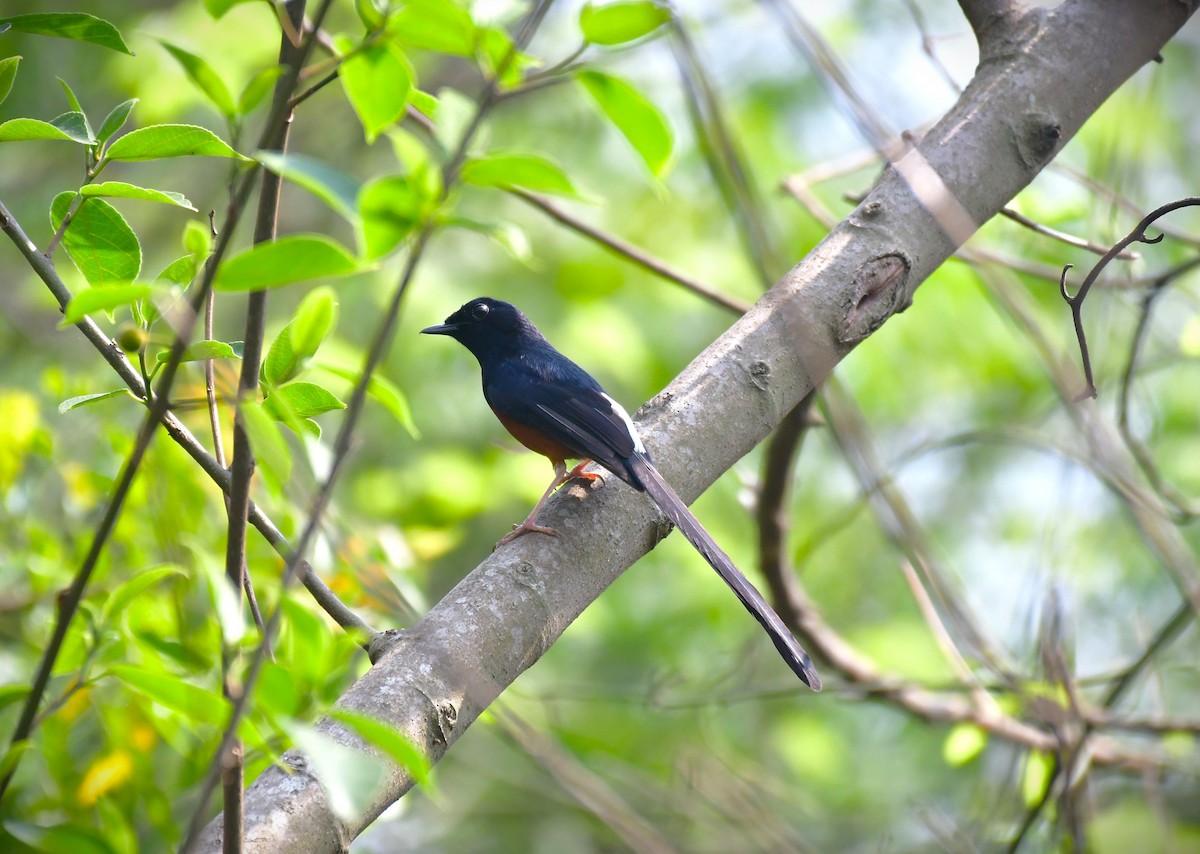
[[156, 255, 198, 287], [290, 286, 339, 361], [238, 65, 283, 115], [0, 57, 18, 108], [358, 175, 426, 259], [578, 70, 673, 177], [579, 1, 670, 46], [213, 235, 360, 292], [3, 820, 118, 854], [50, 192, 142, 287], [0, 111, 94, 144], [264, 382, 345, 420], [80, 181, 196, 210], [337, 36, 413, 142], [155, 340, 240, 363], [55, 76, 86, 116], [942, 723, 987, 767], [332, 710, 434, 789], [110, 665, 225, 720], [318, 363, 419, 438], [389, 0, 476, 56], [203, 0, 258, 18], [157, 39, 237, 121], [0, 13, 132, 55], [256, 151, 360, 222], [284, 721, 388, 821], [239, 399, 292, 484], [262, 322, 302, 387], [100, 564, 187, 624], [462, 151, 582, 198], [60, 284, 152, 326], [104, 123, 247, 162], [195, 553, 245, 646], [447, 217, 532, 264], [95, 98, 136, 148], [1022, 750, 1054, 807], [57, 389, 134, 414]]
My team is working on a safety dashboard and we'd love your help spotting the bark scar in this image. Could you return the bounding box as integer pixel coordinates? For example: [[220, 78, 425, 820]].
[[840, 253, 911, 343]]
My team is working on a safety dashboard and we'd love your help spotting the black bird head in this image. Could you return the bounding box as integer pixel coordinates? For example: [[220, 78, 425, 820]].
[[421, 297, 543, 361]]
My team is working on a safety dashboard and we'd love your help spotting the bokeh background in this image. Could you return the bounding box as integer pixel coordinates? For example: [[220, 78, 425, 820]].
[[0, 0, 1198, 850]]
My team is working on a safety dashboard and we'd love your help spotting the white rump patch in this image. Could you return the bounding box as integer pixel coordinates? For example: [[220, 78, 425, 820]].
[[601, 392, 646, 453]]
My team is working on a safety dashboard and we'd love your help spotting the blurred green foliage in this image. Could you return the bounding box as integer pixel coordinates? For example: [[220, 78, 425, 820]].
[[0, 0, 1196, 851]]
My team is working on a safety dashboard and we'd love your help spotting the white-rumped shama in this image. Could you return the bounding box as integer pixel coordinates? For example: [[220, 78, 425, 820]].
[[422, 297, 821, 690]]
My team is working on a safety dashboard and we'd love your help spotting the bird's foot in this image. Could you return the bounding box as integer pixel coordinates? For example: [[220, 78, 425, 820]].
[[495, 519, 558, 548], [565, 460, 604, 485]]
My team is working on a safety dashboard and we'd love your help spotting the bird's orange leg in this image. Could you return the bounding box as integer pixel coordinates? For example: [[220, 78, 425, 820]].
[[497, 460, 608, 547], [497, 460, 570, 547]]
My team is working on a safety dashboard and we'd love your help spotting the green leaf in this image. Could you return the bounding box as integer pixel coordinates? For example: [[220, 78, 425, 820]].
[[355, 0, 387, 30], [0, 57, 18, 108], [104, 123, 247, 162], [95, 98, 136, 148], [56, 76, 85, 113], [337, 37, 413, 142], [0, 740, 31, 782], [262, 322, 302, 387], [156, 254, 198, 286], [203, 0, 258, 18], [100, 564, 187, 625], [50, 192, 141, 287], [155, 340, 240, 363], [284, 721, 387, 821], [81, 181, 197, 210], [194, 553, 245, 646], [214, 235, 360, 292], [578, 70, 673, 177], [183, 219, 213, 259], [0, 13, 132, 55], [0, 687, 30, 715], [158, 39, 237, 120], [0, 111, 94, 144], [4, 820, 118, 854], [60, 284, 152, 325], [264, 382, 346, 420], [255, 151, 360, 222], [461, 151, 582, 198], [942, 723, 987, 767], [1022, 750, 1054, 807], [290, 286, 339, 361], [389, 0, 476, 56], [579, 1, 670, 46], [358, 175, 426, 258], [110, 665, 225, 720], [319, 363, 418, 438], [332, 710, 434, 788], [239, 400, 292, 485], [57, 389, 134, 414], [447, 217, 532, 264], [238, 65, 283, 115]]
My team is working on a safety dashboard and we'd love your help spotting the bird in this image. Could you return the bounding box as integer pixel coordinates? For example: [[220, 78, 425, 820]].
[[421, 297, 822, 691]]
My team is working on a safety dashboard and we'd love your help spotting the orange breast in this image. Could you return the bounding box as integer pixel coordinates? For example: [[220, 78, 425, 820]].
[[493, 410, 578, 463]]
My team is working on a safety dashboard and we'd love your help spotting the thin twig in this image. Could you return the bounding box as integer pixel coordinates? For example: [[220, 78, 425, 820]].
[[1059, 196, 1200, 399], [511, 189, 751, 315]]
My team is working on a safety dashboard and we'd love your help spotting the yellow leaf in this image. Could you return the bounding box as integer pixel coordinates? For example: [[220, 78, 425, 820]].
[[77, 750, 134, 806]]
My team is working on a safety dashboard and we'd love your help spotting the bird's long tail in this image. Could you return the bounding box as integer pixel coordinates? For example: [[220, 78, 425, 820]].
[[627, 454, 822, 691]]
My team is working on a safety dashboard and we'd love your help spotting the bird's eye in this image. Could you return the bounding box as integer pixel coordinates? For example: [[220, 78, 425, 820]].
[[472, 303, 490, 320]]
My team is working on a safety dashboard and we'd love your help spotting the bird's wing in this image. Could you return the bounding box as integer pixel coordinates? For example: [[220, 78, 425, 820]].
[[484, 356, 643, 485]]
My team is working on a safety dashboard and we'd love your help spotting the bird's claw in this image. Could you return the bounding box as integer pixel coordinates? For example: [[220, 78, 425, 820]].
[[495, 520, 559, 549]]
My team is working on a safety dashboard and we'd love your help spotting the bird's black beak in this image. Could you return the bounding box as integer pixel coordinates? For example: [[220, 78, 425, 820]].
[[420, 322, 458, 336]]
